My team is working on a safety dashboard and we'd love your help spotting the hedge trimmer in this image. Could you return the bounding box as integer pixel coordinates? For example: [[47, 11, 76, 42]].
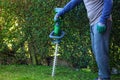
[[49, 8, 65, 77]]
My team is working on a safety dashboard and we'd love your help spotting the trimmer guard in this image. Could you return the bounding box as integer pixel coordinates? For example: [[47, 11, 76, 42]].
[[49, 31, 65, 39]]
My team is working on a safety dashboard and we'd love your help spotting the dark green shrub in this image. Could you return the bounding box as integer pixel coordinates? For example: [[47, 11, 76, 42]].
[[0, 0, 119, 72]]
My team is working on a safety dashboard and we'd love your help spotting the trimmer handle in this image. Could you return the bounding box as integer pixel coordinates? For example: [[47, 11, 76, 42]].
[[55, 8, 63, 13], [49, 31, 65, 39], [49, 7, 65, 43]]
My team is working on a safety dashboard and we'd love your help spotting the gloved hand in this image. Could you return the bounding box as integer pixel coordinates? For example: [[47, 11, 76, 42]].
[[54, 13, 60, 22], [97, 22, 107, 33]]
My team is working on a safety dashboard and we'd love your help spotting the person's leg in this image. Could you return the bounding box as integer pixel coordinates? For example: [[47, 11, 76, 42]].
[[90, 20, 112, 79], [90, 25, 95, 56]]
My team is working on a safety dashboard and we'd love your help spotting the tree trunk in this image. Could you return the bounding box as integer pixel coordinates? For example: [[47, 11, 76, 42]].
[[28, 41, 37, 65]]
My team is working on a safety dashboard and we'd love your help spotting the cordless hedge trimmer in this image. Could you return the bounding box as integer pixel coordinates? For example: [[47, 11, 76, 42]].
[[49, 8, 65, 77]]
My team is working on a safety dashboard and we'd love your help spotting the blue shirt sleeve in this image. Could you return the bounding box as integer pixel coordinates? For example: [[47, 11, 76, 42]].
[[99, 0, 113, 24], [57, 0, 83, 16]]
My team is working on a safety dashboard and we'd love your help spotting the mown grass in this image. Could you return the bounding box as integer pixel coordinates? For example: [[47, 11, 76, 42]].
[[0, 65, 119, 80]]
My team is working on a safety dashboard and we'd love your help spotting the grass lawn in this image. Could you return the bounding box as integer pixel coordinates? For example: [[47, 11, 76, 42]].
[[0, 65, 119, 80]]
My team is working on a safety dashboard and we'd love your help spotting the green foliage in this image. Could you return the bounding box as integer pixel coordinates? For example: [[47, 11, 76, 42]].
[[0, 0, 120, 72]]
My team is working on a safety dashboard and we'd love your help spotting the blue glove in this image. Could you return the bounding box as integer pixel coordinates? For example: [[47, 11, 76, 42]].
[[97, 22, 107, 33]]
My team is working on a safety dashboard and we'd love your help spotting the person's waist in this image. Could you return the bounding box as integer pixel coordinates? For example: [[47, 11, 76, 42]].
[[90, 15, 112, 26]]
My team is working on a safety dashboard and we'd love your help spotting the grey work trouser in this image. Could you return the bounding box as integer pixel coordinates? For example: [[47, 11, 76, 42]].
[[90, 20, 112, 79]]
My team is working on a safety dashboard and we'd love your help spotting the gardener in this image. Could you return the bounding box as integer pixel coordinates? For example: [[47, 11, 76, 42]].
[[54, 0, 113, 80]]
